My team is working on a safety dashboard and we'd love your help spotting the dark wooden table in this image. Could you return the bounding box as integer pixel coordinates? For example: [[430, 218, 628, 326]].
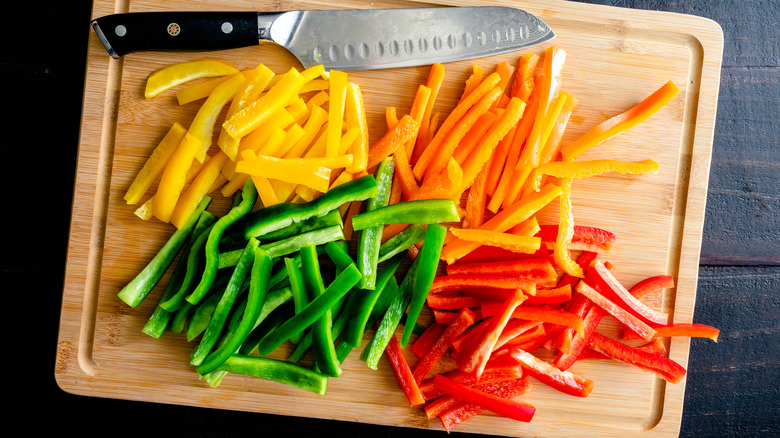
[[3, 1, 777, 436]]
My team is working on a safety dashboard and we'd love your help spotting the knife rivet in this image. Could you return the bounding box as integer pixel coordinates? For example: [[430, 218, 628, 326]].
[[221, 22, 233, 34], [114, 25, 127, 37]]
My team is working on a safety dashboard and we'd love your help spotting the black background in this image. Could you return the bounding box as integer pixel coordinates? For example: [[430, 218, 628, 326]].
[[3, 1, 777, 436]]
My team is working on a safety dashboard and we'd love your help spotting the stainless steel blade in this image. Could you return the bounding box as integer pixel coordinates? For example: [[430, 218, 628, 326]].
[[261, 7, 554, 70]]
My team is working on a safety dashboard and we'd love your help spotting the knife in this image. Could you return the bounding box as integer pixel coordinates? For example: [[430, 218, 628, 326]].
[[91, 7, 554, 70]]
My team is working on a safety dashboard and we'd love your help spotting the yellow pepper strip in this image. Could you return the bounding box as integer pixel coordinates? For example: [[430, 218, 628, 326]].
[[263, 123, 305, 158], [509, 216, 541, 237], [124, 122, 187, 204], [145, 59, 240, 99], [306, 90, 329, 110], [208, 173, 228, 194], [269, 179, 298, 204], [188, 72, 246, 162], [152, 132, 204, 223], [561, 80, 680, 161], [301, 64, 326, 82], [440, 183, 562, 265], [223, 67, 306, 139], [554, 177, 584, 277], [300, 78, 329, 94], [220, 128, 289, 198], [170, 151, 229, 229], [135, 156, 204, 220], [448, 227, 542, 254], [176, 75, 232, 106], [285, 105, 328, 158], [235, 151, 331, 193], [218, 64, 276, 160], [252, 175, 280, 207], [529, 158, 660, 192], [344, 82, 369, 173], [327, 70, 348, 157]]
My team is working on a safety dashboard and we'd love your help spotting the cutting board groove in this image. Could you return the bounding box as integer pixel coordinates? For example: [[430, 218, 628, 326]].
[[57, 1, 723, 436]]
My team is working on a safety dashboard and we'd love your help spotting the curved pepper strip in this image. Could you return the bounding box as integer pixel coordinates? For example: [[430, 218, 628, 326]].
[[588, 260, 670, 326], [351, 199, 460, 231], [185, 178, 257, 306], [190, 238, 259, 366], [530, 159, 660, 192], [377, 223, 426, 263], [117, 196, 211, 308], [402, 223, 447, 347], [235, 286, 294, 355], [587, 332, 687, 383], [196, 247, 272, 375], [358, 157, 395, 289], [144, 59, 240, 99], [214, 354, 328, 395], [623, 323, 720, 342], [576, 281, 657, 341], [189, 73, 247, 162]]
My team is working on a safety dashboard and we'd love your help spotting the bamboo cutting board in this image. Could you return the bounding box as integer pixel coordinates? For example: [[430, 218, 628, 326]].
[[57, 0, 723, 436]]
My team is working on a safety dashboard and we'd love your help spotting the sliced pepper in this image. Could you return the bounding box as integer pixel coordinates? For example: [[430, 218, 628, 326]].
[[587, 260, 670, 326], [300, 245, 342, 377], [402, 223, 447, 347], [587, 332, 687, 383], [357, 156, 395, 289], [530, 159, 660, 192], [124, 122, 188, 205], [152, 132, 205, 223], [366, 114, 420, 170], [445, 258, 556, 286], [437, 377, 532, 432], [575, 281, 657, 341], [377, 223, 426, 264], [448, 227, 542, 255], [260, 224, 344, 259], [213, 354, 328, 395], [385, 333, 425, 406], [144, 59, 239, 99], [351, 199, 460, 231], [412, 307, 476, 384], [432, 374, 536, 423], [510, 348, 593, 397]]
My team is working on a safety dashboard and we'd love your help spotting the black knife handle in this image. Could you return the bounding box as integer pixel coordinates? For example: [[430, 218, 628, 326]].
[[91, 12, 260, 58]]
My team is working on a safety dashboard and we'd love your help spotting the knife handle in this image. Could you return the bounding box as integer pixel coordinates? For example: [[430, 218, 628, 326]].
[[91, 12, 260, 58]]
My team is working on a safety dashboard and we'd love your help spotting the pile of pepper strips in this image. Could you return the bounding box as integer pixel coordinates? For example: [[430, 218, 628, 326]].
[[116, 48, 720, 431]]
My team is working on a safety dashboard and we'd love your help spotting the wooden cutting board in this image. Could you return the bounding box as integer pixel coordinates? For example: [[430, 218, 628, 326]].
[[56, 0, 723, 436]]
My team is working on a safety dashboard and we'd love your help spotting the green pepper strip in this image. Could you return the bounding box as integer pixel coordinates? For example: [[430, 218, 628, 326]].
[[242, 174, 378, 239], [237, 287, 293, 355], [118, 197, 211, 308], [142, 211, 217, 337], [191, 238, 259, 366], [186, 179, 257, 306], [287, 298, 351, 363], [214, 354, 329, 395], [261, 224, 344, 259], [324, 240, 357, 272], [186, 290, 221, 342], [360, 256, 419, 369], [401, 223, 447, 347], [342, 253, 405, 347], [256, 263, 362, 356], [300, 245, 342, 377], [197, 248, 273, 375], [351, 198, 460, 231], [377, 224, 426, 264], [284, 257, 308, 345], [358, 157, 395, 289], [160, 216, 218, 311]]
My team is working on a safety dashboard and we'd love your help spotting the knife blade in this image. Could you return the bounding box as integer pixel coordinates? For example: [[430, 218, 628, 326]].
[[91, 7, 554, 70]]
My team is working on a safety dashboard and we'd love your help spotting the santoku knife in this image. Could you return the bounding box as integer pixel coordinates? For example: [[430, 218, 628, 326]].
[[91, 7, 554, 70]]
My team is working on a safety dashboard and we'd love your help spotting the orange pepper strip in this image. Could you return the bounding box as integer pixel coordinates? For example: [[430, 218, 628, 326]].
[[482, 122, 515, 195], [448, 228, 541, 255], [405, 85, 432, 158], [460, 97, 526, 191], [367, 115, 420, 170], [169, 151, 230, 229], [124, 122, 187, 204], [490, 61, 515, 111], [441, 183, 562, 265], [222, 67, 306, 139], [413, 72, 502, 180], [424, 86, 504, 180], [462, 163, 489, 229], [553, 178, 584, 277], [393, 141, 419, 201], [145, 59, 239, 99], [459, 64, 484, 103], [326, 70, 348, 157], [152, 132, 204, 223], [530, 158, 660, 192], [410, 158, 464, 203], [452, 111, 498, 165], [561, 80, 680, 161], [344, 83, 369, 172], [413, 63, 446, 164], [511, 53, 540, 102]]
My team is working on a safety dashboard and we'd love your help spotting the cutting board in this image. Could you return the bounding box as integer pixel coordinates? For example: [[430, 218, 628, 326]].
[[56, 0, 723, 436]]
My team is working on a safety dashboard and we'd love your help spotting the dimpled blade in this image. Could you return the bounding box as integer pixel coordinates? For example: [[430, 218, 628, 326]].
[[266, 7, 555, 70]]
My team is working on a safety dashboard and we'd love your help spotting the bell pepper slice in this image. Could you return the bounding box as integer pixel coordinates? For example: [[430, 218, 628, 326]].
[[587, 332, 687, 383], [124, 122, 188, 205], [587, 260, 670, 326], [576, 280, 657, 341], [385, 333, 425, 406], [561, 80, 680, 160], [351, 199, 460, 232], [326, 70, 348, 157], [117, 197, 211, 308], [158, 217, 216, 312], [401, 223, 448, 347], [413, 63, 445, 164], [377, 223, 425, 264], [522, 284, 572, 306], [553, 177, 584, 277], [459, 64, 485, 103], [412, 307, 476, 383], [187, 72, 247, 161], [366, 114, 420, 170], [530, 159, 660, 192], [432, 374, 536, 423], [511, 53, 540, 102], [213, 354, 328, 395], [283, 104, 328, 159], [409, 157, 463, 202], [152, 132, 205, 223], [357, 157, 395, 289], [176, 73, 238, 105], [426, 291, 482, 310], [448, 228, 542, 255], [456, 288, 527, 377], [537, 224, 616, 252], [481, 304, 585, 337], [259, 225, 344, 259], [437, 377, 532, 432], [623, 323, 720, 342], [411, 321, 445, 359], [510, 348, 593, 397], [629, 274, 676, 300], [144, 59, 240, 99], [344, 82, 369, 172], [235, 151, 332, 193], [419, 357, 523, 401], [223, 67, 306, 139], [429, 274, 536, 295], [170, 151, 230, 229]]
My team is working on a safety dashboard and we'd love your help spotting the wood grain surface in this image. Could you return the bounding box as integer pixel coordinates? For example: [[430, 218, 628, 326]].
[[3, 1, 778, 437]]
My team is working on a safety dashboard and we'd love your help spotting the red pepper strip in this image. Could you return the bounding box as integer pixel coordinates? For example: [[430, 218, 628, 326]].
[[430, 274, 537, 295], [451, 318, 491, 352], [554, 302, 607, 370], [426, 291, 483, 310], [438, 377, 533, 432], [455, 245, 550, 264], [419, 355, 522, 401], [578, 338, 667, 360], [510, 348, 594, 397], [412, 323, 446, 358], [623, 323, 720, 342], [536, 225, 616, 252], [445, 258, 557, 286], [434, 308, 482, 324], [424, 371, 526, 419], [508, 324, 566, 353], [629, 275, 676, 300], [412, 308, 476, 384], [576, 281, 657, 341], [456, 287, 529, 377], [523, 284, 572, 306], [587, 260, 670, 326], [432, 374, 536, 423], [385, 334, 425, 406], [587, 332, 687, 383], [481, 304, 585, 338], [493, 319, 542, 352], [556, 251, 603, 353]]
